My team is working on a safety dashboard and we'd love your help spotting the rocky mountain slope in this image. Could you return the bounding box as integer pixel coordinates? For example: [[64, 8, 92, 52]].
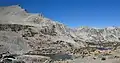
[[0, 5, 120, 63]]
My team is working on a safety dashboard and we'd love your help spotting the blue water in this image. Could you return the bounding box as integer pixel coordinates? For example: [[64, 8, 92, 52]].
[[97, 48, 112, 50]]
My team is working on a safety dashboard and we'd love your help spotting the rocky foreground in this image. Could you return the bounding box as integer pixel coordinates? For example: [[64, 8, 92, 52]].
[[0, 5, 120, 63]]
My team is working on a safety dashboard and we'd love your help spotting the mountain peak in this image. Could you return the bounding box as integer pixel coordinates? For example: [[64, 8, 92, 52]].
[[0, 5, 28, 15], [8, 4, 21, 8], [0, 5, 30, 24]]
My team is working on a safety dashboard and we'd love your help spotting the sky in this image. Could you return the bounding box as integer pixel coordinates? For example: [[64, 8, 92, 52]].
[[0, 0, 120, 28]]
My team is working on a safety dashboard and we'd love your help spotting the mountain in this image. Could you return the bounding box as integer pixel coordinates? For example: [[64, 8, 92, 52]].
[[0, 5, 120, 63]]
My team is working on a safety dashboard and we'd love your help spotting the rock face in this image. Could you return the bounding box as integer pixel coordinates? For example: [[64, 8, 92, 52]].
[[73, 26, 120, 43], [0, 5, 120, 63]]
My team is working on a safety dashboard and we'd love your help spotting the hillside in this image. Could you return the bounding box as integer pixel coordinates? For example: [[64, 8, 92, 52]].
[[0, 5, 120, 63]]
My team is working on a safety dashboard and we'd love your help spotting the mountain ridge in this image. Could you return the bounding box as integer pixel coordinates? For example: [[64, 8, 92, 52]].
[[0, 5, 120, 63]]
